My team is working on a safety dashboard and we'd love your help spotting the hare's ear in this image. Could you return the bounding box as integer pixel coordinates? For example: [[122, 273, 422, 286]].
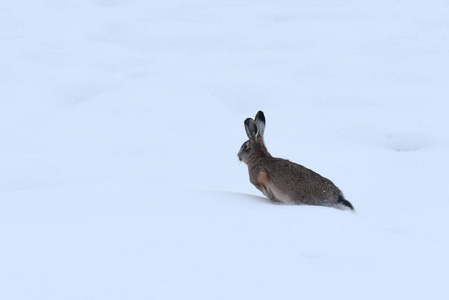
[[244, 118, 258, 140], [255, 111, 265, 137]]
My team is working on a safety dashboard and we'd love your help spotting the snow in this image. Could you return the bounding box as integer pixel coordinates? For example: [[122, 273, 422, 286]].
[[1, 0, 449, 299]]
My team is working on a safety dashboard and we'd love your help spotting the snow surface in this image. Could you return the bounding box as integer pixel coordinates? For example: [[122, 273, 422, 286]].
[[1, 0, 449, 299]]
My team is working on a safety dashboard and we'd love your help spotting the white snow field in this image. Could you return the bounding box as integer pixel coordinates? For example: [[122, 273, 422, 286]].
[[1, 0, 449, 299]]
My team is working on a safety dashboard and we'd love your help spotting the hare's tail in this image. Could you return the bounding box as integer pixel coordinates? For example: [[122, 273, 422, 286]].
[[338, 195, 354, 211]]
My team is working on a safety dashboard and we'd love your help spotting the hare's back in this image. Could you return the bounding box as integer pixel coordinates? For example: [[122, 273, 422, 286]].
[[263, 158, 341, 205]]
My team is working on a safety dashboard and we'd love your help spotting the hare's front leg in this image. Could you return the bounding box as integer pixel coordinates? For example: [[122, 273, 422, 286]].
[[250, 169, 281, 203]]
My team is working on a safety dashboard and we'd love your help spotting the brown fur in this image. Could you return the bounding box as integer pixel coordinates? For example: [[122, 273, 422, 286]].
[[238, 111, 353, 210]]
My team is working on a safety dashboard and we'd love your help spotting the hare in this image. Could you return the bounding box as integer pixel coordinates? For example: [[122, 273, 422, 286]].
[[237, 111, 354, 211]]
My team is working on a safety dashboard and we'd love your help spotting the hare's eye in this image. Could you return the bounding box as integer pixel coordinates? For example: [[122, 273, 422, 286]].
[[243, 144, 250, 151]]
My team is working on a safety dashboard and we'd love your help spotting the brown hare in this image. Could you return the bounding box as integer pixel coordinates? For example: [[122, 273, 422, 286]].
[[237, 111, 354, 211]]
